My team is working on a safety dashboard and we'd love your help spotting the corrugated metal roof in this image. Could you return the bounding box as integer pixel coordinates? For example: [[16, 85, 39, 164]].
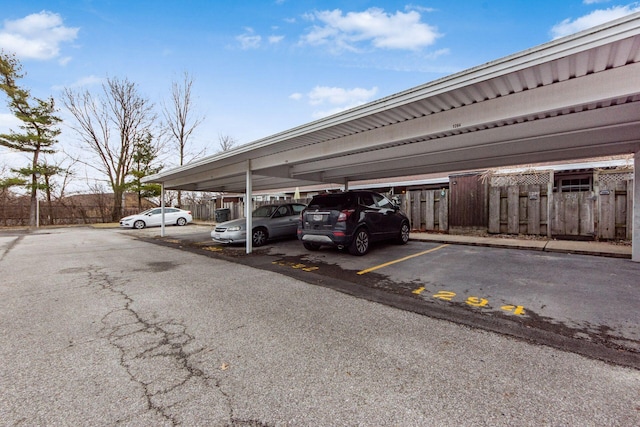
[[144, 12, 640, 193]]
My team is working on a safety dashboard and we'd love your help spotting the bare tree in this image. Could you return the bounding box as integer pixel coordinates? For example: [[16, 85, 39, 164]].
[[63, 77, 157, 221], [218, 134, 237, 152], [162, 72, 205, 206]]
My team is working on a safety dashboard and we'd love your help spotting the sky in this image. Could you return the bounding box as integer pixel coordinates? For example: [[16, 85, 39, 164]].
[[1, 0, 639, 193]]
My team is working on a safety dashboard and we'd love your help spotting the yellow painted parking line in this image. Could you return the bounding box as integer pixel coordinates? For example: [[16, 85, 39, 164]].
[[357, 244, 449, 275]]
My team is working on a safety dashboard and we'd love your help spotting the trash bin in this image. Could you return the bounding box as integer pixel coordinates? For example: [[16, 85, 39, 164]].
[[215, 208, 230, 223]]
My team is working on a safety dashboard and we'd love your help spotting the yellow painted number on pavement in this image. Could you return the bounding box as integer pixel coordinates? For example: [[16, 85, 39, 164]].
[[466, 297, 489, 307], [433, 291, 456, 301], [501, 305, 525, 315]]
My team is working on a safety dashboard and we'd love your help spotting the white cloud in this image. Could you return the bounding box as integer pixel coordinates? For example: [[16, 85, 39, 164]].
[[308, 86, 378, 106], [583, 0, 612, 4], [300, 7, 441, 53], [405, 5, 437, 13], [551, 5, 640, 39], [0, 112, 22, 131], [268, 35, 285, 44], [304, 85, 378, 118], [289, 92, 303, 100], [58, 56, 72, 66], [52, 75, 103, 91], [424, 48, 450, 60], [236, 28, 262, 49], [0, 11, 78, 60]]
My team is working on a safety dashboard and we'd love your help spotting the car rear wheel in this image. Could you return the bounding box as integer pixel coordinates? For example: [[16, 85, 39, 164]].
[[349, 228, 370, 256], [252, 227, 268, 247], [134, 220, 145, 229], [396, 221, 410, 244], [176, 217, 187, 226], [303, 242, 321, 251]]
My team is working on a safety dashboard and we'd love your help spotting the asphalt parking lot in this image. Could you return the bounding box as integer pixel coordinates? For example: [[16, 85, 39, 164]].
[[2, 226, 639, 425], [134, 224, 640, 368]]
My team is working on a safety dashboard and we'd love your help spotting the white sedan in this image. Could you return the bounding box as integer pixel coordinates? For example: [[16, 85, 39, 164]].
[[119, 207, 193, 229]]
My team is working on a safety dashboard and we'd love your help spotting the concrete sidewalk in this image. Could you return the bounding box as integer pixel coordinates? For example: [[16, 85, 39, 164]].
[[409, 232, 632, 259]]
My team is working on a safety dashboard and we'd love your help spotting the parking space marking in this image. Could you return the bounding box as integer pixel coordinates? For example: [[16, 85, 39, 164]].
[[272, 260, 320, 272], [357, 244, 449, 275], [416, 287, 527, 316]]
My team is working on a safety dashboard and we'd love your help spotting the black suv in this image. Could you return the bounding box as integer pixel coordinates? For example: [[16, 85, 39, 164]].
[[298, 190, 410, 255]]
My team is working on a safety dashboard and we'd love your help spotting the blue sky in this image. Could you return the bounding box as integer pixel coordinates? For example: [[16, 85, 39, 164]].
[[1, 0, 639, 189]]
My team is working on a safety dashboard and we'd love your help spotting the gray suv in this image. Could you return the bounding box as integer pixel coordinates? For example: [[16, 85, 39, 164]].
[[297, 190, 410, 255]]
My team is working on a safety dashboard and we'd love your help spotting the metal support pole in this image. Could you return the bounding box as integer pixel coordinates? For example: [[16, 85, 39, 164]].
[[246, 161, 253, 254], [161, 184, 166, 237]]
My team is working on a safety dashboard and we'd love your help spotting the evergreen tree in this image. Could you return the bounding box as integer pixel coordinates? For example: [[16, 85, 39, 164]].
[[0, 51, 61, 226], [127, 133, 162, 210]]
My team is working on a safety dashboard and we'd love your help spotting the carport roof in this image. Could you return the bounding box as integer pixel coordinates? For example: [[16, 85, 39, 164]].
[[144, 13, 640, 193]]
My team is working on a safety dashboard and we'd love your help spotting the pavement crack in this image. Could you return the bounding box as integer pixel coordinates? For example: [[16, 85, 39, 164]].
[[0, 234, 24, 262], [87, 267, 232, 425]]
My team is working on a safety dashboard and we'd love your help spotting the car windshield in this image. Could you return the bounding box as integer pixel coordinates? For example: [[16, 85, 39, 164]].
[[138, 209, 154, 215], [252, 205, 277, 218]]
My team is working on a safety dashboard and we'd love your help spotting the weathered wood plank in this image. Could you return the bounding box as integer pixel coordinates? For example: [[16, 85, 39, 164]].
[[507, 186, 519, 234], [598, 185, 616, 239], [527, 185, 541, 235], [615, 181, 627, 239], [411, 190, 422, 230], [579, 192, 594, 236], [425, 190, 435, 230], [439, 190, 449, 231], [518, 188, 526, 234], [488, 186, 501, 233], [565, 193, 579, 235], [551, 195, 564, 235], [627, 180, 633, 240]]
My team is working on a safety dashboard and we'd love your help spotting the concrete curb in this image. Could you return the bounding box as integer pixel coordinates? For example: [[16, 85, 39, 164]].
[[409, 232, 632, 259]]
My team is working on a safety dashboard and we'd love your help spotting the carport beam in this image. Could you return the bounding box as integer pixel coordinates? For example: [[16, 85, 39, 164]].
[[633, 151, 639, 262]]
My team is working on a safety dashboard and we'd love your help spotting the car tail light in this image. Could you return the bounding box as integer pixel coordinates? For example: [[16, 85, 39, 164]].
[[337, 209, 355, 222]]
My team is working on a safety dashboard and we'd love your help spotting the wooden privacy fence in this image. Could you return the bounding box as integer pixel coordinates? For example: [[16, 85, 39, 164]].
[[404, 189, 449, 232], [489, 172, 552, 236], [404, 169, 632, 239]]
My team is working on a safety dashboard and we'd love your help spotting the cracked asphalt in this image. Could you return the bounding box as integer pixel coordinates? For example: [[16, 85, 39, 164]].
[[1, 226, 639, 426]]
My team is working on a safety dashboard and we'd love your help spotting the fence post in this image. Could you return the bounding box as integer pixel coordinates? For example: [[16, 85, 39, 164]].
[[439, 189, 448, 232]]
